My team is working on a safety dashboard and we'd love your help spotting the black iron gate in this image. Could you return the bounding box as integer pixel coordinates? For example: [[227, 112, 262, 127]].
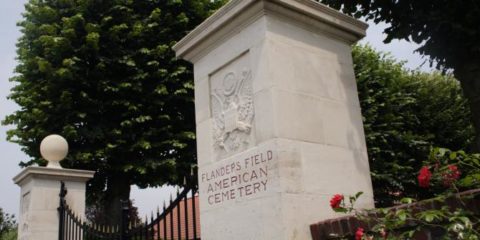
[[58, 182, 199, 240]]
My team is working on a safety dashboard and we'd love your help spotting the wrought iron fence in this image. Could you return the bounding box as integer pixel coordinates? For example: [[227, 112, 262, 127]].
[[58, 182, 199, 240]]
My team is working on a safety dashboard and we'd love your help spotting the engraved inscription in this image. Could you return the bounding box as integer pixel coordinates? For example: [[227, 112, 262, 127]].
[[201, 149, 274, 206]]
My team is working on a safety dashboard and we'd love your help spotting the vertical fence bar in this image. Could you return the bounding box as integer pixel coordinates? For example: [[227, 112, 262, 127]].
[[144, 216, 148, 240], [78, 217, 81, 240], [71, 215, 74, 240], [70, 213, 74, 240], [169, 195, 174, 240], [192, 188, 197, 240], [169, 211, 174, 240], [79, 216, 83, 240], [68, 212, 71, 240], [163, 203, 167, 240], [184, 191, 189, 240], [150, 214, 154, 240], [70, 210, 73, 240], [73, 214, 76, 240], [82, 223, 86, 240], [156, 209, 161, 240], [121, 200, 129, 240], [72, 213, 75, 240], [87, 223, 92, 240], [76, 216, 80, 240], [58, 202, 64, 240], [86, 223, 89, 240], [58, 182, 67, 240], [177, 189, 181, 240], [66, 210, 70, 240]]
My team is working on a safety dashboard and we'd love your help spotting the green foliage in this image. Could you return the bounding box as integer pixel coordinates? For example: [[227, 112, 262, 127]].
[[0, 208, 17, 240], [353, 45, 475, 206], [1, 230, 17, 240], [320, 0, 480, 153], [320, 0, 480, 70], [3, 0, 225, 224]]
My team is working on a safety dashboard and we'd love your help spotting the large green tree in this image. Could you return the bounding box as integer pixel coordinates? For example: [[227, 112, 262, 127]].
[[354, 45, 474, 206], [321, 0, 480, 152], [3, 0, 224, 225]]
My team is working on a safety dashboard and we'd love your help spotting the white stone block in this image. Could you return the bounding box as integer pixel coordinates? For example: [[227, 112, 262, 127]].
[[250, 40, 272, 94], [272, 90, 325, 144], [194, 77, 211, 124], [300, 142, 374, 202], [321, 100, 368, 150], [196, 119, 214, 167], [193, 16, 268, 82], [265, 31, 361, 105], [253, 88, 275, 144]]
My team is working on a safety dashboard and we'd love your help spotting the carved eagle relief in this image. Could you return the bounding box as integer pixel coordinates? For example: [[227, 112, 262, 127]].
[[211, 68, 254, 155]]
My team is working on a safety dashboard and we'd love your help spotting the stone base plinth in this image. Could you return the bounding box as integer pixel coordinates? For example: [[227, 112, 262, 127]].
[[13, 167, 94, 240]]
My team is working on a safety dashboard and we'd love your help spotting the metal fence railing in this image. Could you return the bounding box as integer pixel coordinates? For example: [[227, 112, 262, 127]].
[[58, 181, 199, 240]]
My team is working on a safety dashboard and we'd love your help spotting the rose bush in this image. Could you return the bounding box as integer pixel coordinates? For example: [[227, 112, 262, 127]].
[[329, 147, 480, 239]]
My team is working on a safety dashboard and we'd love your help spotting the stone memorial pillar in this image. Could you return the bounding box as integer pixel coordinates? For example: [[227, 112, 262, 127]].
[[173, 0, 374, 239], [13, 135, 94, 240]]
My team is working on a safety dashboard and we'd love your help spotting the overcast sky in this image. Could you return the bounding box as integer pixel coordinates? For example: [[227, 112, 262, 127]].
[[0, 1, 432, 218]]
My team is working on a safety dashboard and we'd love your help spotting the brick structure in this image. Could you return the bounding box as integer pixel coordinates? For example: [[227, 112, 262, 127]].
[[155, 195, 201, 240], [310, 189, 480, 240]]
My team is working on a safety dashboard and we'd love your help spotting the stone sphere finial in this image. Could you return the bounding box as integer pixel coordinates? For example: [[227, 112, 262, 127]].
[[40, 134, 68, 169]]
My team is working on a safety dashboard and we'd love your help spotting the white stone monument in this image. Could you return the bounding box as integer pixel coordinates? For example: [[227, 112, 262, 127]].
[[13, 135, 95, 240], [174, 0, 375, 239]]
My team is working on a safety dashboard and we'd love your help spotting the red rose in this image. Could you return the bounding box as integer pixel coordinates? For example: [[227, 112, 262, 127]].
[[355, 227, 364, 240], [329, 194, 344, 209], [442, 164, 461, 186], [380, 228, 388, 239], [418, 166, 432, 188]]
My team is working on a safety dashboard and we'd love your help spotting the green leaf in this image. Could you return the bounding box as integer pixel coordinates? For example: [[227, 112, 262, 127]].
[[396, 210, 408, 221], [333, 207, 348, 213], [86, 32, 100, 50], [438, 148, 446, 157], [416, 210, 445, 223], [355, 191, 363, 199], [399, 198, 415, 204]]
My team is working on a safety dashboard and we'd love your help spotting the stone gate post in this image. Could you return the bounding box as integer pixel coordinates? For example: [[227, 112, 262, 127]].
[[13, 135, 94, 240], [173, 0, 374, 239]]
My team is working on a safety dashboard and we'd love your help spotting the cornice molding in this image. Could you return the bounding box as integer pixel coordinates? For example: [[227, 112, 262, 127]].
[[173, 0, 367, 62], [13, 166, 95, 185]]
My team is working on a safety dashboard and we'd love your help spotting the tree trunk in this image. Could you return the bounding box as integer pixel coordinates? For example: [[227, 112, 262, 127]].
[[103, 174, 131, 226], [455, 61, 480, 152]]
